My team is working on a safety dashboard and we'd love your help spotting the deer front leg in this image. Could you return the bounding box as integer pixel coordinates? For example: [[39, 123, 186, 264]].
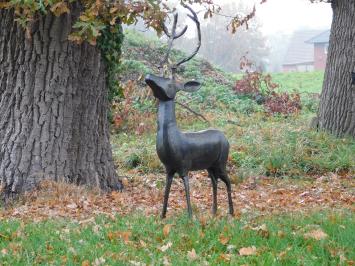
[[182, 175, 192, 218], [211, 176, 218, 216], [162, 173, 174, 219]]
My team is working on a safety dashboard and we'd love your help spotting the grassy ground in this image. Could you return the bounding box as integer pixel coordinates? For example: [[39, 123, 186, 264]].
[[0, 210, 354, 265], [112, 112, 354, 181], [271, 71, 324, 94]]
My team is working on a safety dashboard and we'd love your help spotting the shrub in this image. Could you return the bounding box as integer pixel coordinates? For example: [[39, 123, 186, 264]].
[[264, 92, 301, 116], [233, 58, 302, 116]]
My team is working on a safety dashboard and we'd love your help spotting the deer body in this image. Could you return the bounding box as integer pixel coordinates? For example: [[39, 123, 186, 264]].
[[157, 100, 229, 175], [145, 5, 234, 218]]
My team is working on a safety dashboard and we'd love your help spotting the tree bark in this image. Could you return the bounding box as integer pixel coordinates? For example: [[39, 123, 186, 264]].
[[317, 0, 355, 137], [0, 8, 122, 200]]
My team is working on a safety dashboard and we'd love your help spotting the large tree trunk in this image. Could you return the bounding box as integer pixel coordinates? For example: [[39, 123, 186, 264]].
[[317, 0, 355, 137], [0, 8, 122, 200]]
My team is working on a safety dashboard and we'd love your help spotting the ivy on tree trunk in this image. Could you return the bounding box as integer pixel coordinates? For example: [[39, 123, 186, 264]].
[[0, 8, 123, 200]]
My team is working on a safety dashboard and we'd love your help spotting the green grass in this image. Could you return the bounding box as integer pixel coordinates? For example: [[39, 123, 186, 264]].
[[226, 114, 355, 179], [271, 71, 324, 94], [112, 112, 355, 179], [0, 211, 353, 265]]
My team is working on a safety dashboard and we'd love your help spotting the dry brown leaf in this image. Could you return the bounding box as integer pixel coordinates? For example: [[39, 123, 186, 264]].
[[121, 231, 132, 244], [187, 248, 198, 261], [93, 257, 106, 266], [162, 256, 171, 266], [160, 242, 172, 252], [107, 231, 131, 244], [163, 224, 172, 237], [277, 230, 285, 238], [219, 234, 230, 245], [278, 250, 287, 259], [50, 1, 70, 17], [239, 246, 257, 256], [1, 248, 8, 255], [139, 240, 147, 248], [81, 260, 90, 266], [111, 191, 121, 201], [219, 253, 231, 262], [304, 229, 328, 240], [253, 224, 269, 238]]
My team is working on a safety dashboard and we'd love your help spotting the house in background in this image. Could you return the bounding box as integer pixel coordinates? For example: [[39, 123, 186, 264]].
[[305, 30, 330, 71], [282, 30, 330, 72]]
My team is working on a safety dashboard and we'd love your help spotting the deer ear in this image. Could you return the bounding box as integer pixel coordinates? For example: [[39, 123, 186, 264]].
[[181, 81, 201, 92]]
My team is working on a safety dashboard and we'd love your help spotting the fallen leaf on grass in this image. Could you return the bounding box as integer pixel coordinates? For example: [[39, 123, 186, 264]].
[[93, 257, 106, 266], [139, 240, 147, 248], [160, 242, 172, 252], [162, 256, 171, 266], [187, 248, 198, 261], [81, 260, 90, 266], [253, 224, 269, 238], [1, 248, 8, 255], [107, 231, 132, 244], [129, 261, 146, 266], [278, 250, 287, 259], [163, 224, 172, 237], [277, 230, 285, 238], [239, 246, 257, 256], [219, 253, 231, 262], [304, 229, 328, 240], [219, 234, 230, 245]]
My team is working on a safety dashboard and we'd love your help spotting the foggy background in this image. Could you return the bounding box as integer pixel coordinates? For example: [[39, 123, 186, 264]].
[[128, 0, 332, 73]]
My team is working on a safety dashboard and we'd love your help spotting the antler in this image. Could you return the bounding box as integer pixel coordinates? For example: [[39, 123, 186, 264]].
[[159, 5, 201, 75], [176, 5, 201, 67], [160, 13, 188, 73]]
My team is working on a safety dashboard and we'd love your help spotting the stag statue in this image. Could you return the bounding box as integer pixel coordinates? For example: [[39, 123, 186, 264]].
[[145, 5, 234, 218]]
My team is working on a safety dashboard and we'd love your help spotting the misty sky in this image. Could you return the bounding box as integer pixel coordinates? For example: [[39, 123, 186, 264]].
[[219, 0, 332, 35]]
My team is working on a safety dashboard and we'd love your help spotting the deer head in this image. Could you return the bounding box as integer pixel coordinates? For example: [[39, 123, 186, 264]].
[[145, 4, 202, 101], [145, 74, 201, 101]]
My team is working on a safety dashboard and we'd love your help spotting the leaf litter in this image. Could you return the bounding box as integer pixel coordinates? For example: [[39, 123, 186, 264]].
[[0, 172, 353, 222]]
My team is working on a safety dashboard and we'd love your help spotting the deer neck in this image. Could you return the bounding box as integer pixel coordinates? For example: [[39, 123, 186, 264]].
[[157, 100, 177, 132]]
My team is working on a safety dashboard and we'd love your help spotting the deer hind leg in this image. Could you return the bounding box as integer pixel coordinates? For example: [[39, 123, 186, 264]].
[[162, 171, 175, 219], [208, 169, 218, 216], [182, 175, 192, 218], [218, 171, 234, 216]]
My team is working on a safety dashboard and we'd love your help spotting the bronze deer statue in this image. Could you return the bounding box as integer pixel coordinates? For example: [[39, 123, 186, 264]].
[[145, 5, 234, 218]]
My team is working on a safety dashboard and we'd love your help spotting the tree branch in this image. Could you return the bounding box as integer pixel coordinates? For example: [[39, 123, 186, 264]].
[[175, 101, 211, 125]]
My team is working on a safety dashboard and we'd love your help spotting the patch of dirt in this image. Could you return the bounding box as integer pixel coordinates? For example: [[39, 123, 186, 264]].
[[0, 173, 353, 222]]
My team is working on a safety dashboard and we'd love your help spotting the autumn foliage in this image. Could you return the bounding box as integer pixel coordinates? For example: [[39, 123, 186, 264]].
[[234, 58, 301, 115]]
